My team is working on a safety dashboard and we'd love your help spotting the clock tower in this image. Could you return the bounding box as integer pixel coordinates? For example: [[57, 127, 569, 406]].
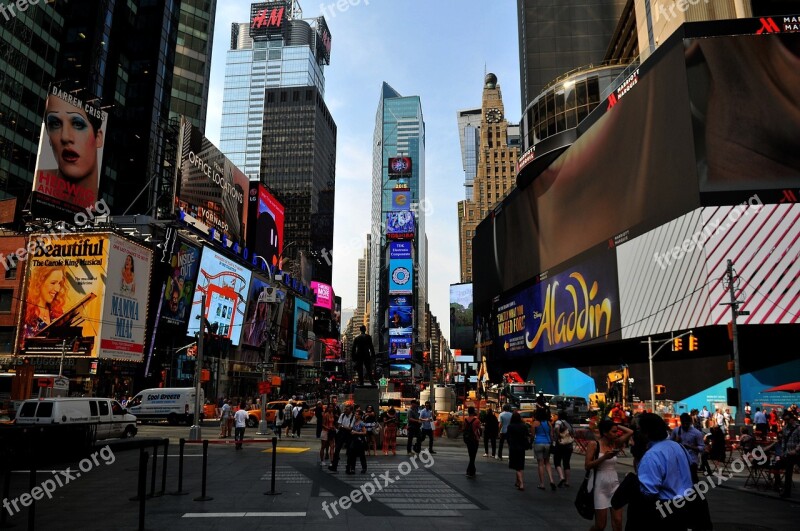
[[457, 73, 519, 283]]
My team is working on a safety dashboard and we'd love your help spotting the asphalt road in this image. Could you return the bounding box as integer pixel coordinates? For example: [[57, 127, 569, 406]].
[[0, 424, 797, 530]]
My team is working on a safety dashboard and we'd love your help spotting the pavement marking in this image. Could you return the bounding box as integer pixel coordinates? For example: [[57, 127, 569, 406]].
[[260, 447, 310, 454], [182, 512, 307, 518]]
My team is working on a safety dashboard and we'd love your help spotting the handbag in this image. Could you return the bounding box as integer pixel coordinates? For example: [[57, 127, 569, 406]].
[[575, 443, 600, 520], [373, 423, 381, 435]]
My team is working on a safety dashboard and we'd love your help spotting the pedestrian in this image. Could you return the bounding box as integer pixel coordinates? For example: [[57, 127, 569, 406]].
[[234, 402, 248, 450], [351, 325, 376, 386], [364, 405, 378, 456], [754, 407, 768, 436], [417, 401, 436, 454], [320, 404, 336, 466], [497, 404, 512, 460], [284, 400, 294, 438], [532, 406, 557, 491], [714, 408, 726, 435], [292, 402, 305, 437], [506, 411, 530, 490], [406, 400, 422, 455], [699, 406, 710, 430], [315, 400, 324, 439], [219, 399, 231, 438], [553, 410, 575, 488], [274, 407, 284, 439], [779, 411, 800, 498], [464, 406, 481, 478], [483, 406, 499, 458], [670, 413, 704, 469], [383, 405, 398, 455], [328, 404, 354, 473], [346, 410, 368, 474], [585, 419, 634, 531], [744, 402, 752, 425]]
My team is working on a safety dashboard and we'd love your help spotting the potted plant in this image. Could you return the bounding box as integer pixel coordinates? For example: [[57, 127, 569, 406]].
[[444, 413, 461, 439]]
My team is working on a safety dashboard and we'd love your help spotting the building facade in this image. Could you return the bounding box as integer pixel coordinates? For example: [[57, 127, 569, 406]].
[[458, 74, 519, 283]]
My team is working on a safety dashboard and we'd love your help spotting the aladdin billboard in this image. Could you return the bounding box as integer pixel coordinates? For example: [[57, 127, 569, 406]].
[[18, 233, 151, 361], [175, 118, 249, 247], [32, 85, 109, 218], [495, 249, 621, 358]]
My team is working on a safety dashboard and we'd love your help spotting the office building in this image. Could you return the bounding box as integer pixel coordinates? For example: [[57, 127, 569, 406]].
[[456, 108, 481, 201], [458, 74, 519, 283]]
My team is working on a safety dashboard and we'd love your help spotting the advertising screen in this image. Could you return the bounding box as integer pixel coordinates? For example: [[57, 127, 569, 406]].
[[386, 211, 415, 240], [450, 283, 474, 355], [495, 248, 621, 358], [18, 233, 106, 358], [320, 338, 341, 360], [32, 85, 109, 217], [389, 259, 413, 295], [161, 241, 201, 327], [389, 295, 412, 308], [389, 241, 412, 260], [293, 297, 314, 360], [187, 247, 252, 345], [391, 189, 411, 210], [247, 182, 285, 267], [389, 362, 412, 377], [100, 237, 153, 361], [389, 336, 412, 360], [388, 306, 413, 336], [175, 118, 250, 247], [388, 156, 412, 177], [311, 281, 333, 310], [242, 276, 274, 348]]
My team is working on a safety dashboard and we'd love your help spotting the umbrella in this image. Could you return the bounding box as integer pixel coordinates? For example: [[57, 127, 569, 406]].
[[763, 382, 800, 393]]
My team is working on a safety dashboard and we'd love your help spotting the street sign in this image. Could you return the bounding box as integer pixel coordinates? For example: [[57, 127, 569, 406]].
[[737, 311, 750, 316], [258, 381, 272, 394], [256, 362, 273, 371], [53, 376, 69, 390]]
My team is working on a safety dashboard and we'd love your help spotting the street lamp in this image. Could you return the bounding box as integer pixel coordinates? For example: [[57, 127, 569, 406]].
[[645, 330, 693, 414], [252, 254, 276, 436]]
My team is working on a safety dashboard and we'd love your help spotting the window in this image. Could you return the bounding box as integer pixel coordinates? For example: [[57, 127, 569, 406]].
[[0, 290, 12, 312], [90, 401, 98, 416], [99, 400, 109, 416], [5, 263, 17, 279]]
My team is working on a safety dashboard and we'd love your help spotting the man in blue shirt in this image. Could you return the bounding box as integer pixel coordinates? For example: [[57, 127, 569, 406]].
[[415, 401, 436, 454], [753, 407, 768, 436], [497, 404, 512, 460], [670, 413, 705, 466]]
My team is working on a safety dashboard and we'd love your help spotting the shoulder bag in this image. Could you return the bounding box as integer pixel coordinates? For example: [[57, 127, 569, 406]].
[[575, 442, 600, 520]]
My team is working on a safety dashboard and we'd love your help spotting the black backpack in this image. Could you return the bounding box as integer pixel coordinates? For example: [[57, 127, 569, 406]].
[[463, 418, 477, 444]]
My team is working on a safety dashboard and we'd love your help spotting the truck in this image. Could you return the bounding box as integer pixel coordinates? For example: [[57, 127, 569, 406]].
[[127, 387, 204, 425], [485, 372, 537, 410]]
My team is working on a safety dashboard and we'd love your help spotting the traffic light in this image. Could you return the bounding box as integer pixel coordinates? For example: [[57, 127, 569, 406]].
[[672, 338, 683, 351], [655, 384, 666, 395], [688, 334, 698, 351]]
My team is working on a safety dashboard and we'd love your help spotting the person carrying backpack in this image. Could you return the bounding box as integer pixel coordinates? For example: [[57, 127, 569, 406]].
[[464, 407, 482, 478], [553, 410, 575, 487]]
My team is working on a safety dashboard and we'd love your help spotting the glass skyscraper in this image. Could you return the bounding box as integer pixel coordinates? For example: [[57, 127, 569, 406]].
[[369, 83, 428, 359]]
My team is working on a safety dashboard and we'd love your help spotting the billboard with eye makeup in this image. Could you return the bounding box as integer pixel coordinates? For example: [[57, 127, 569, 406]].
[[32, 85, 109, 218]]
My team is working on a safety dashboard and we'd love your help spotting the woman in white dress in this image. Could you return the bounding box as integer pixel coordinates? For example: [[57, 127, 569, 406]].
[[585, 420, 634, 531]]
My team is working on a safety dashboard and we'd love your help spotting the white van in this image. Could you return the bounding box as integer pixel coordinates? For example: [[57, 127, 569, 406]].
[[15, 398, 138, 440], [127, 387, 204, 425]]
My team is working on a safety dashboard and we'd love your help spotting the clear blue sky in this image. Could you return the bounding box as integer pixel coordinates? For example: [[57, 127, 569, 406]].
[[206, 0, 521, 343]]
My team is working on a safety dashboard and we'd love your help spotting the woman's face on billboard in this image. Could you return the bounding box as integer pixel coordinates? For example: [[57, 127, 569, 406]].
[[45, 95, 103, 182], [39, 270, 64, 305]]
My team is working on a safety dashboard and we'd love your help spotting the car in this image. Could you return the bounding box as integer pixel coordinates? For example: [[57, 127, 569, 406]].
[[550, 395, 590, 424], [245, 400, 314, 428]]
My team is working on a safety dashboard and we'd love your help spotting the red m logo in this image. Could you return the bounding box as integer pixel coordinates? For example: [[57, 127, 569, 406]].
[[607, 93, 618, 110], [756, 17, 780, 34]]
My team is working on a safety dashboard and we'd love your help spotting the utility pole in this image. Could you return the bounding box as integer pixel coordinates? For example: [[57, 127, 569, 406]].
[[189, 293, 206, 441], [724, 259, 744, 426], [258, 304, 273, 435]]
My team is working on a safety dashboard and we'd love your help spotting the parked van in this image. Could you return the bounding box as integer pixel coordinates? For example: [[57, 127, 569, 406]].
[[15, 398, 137, 439], [127, 388, 204, 425]]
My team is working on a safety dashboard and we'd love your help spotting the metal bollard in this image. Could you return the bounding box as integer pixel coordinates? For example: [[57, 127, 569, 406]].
[[27, 455, 35, 531], [170, 438, 188, 496], [160, 439, 169, 495], [138, 449, 149, 531], [265, 436, 281, 496], [193, 440, 213, 501], [149, 441, 158, 497], [0, 467, 11, 529]]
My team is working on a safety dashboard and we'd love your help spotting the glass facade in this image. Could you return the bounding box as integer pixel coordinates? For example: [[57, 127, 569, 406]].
[[369, 83, 427, 357], [220, 22, 325, 179], [0, 3, 63, 202], [457, 109, 481, 201]]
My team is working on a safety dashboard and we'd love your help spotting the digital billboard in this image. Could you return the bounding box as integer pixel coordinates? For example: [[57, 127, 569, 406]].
[[389, 295, 412, 308], [391, 189, 411, 210], [161, 241, 201, 327], [311, 281, 333, 310], [187, 247, 252, 345], [175, 118, 250, 247], [242, 276, 275, 348], [320, 338, 341, 360], [388, 305, 413, 336], [389, 336, 412, 360], [389, 259, 413, 295], [495, 248, 621, 358], [100, 237, 153, 361], [250, 1, 290, 38], [389, 362, 412, 377], [450, 283, 474, 355], [247, 182, 285, 267], [386, 211, 415, 240], [32, 85, 109, 217], [389, 241, 412, 260], [293, 297, 314, 360], [388, 156, 412, 177]]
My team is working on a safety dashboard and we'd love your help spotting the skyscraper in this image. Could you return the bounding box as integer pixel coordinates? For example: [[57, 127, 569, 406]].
[[517, 0, 627, 112], [456, 108, 481, 201], [369, 83, 427, 364], [458, 74, 519, 283]]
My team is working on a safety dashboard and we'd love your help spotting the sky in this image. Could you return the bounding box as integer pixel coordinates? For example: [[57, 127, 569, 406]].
[[206, 0, 522, 345]]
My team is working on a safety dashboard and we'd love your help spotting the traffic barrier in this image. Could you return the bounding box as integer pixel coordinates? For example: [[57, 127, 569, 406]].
[[193, 440, 213, 501]]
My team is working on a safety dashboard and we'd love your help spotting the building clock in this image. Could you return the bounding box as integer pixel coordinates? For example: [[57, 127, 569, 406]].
[[485, 107, 502, 123]]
